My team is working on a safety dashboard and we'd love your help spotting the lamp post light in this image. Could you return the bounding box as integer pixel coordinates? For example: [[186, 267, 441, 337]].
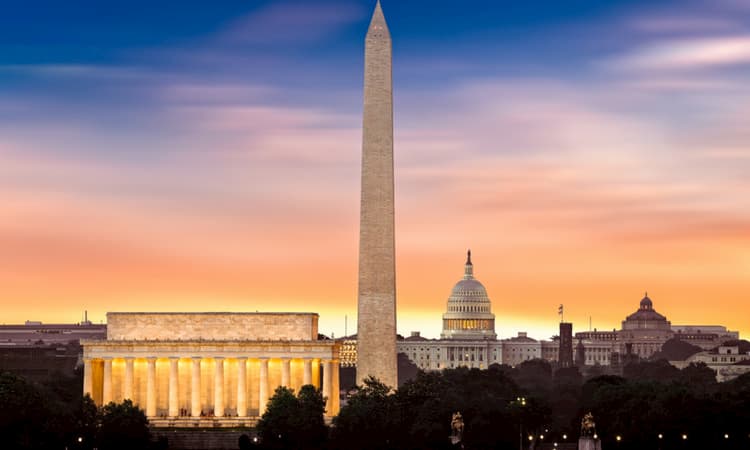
[[513, 397, 526, 450]]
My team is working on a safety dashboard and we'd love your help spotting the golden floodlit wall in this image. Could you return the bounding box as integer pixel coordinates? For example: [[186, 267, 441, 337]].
[[106, 313, 319, 341]]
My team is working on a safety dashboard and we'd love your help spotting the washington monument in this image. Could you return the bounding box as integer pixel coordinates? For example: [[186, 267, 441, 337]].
[[356, 1, 397, 387]]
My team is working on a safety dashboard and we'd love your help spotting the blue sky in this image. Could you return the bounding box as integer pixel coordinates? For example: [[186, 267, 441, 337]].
[[1, 0, 749, 339]]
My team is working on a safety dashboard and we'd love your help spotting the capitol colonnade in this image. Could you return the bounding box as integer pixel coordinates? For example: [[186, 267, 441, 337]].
[[82, 313, 341, 426]]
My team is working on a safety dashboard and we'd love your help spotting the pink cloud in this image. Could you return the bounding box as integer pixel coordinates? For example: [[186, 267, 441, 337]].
[[607, 35, 750, 71], [631, 17, 739, 34]]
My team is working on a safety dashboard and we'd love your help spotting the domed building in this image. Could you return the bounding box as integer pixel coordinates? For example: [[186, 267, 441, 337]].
[[440, 251, 496, 340], [621, 293, 671, 331], [618, 293, 673, 358], [396, 251, 508, 372]]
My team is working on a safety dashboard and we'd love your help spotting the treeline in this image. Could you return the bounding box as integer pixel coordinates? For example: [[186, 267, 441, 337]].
[[0, 371, 152, 450], [257, 360, 750, 450], [3, 360, 749, 449]]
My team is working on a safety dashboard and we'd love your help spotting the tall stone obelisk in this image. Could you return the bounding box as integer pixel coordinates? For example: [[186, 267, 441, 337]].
[[356, 0, 397, 388]]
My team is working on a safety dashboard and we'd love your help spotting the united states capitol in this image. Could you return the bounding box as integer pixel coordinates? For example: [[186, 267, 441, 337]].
[[339, 250, 746, 382]]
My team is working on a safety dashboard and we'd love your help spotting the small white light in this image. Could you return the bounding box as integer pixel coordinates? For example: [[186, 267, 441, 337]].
[[616, 435, 622, 441], [78, 437, 83, 443], [724, 434, 729, 439], [562, 434, 567, 439], [682, 434, 688, 440], [658, 434, 663, 439], [540, 435, 544, 440], [528, 436, 533, 441]]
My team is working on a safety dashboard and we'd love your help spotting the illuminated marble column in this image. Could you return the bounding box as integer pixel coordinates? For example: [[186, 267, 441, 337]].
[[191, 357, 201, 417], [168, 357, 179, 417], [237, 357, 247, 417], [281, 358, 291, 387], [83, 358, 93, 397], [323, 360, 333, 413], [331, 359, 340, 414], [146, 358, 157, 417], [214, 357, 225, 417], [123, 358, 134, 401], [303, 359, 313, 386], [102, 357, 113, 405], [258, 358, 269, 415]]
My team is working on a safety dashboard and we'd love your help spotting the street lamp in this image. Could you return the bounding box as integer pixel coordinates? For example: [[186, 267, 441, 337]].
[[682, 434, 688, 441], [513, 397, 526, 450]]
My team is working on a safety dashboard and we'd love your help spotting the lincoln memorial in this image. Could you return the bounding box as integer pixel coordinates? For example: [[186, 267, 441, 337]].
[[81, 312, 341, 427]]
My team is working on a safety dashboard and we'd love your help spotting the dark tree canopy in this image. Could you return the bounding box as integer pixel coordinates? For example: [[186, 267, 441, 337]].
[[257, 385, 327, 449], [0, 371, 152, 450], [330, 376, 397, 450], [98, 399, 150, 450]]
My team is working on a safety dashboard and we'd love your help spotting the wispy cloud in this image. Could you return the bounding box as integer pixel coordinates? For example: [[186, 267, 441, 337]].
[[0, 64, 150, 80], [606, 35, 750, 71], [631, 17, 739, 34], [218, 1, 364, 45]]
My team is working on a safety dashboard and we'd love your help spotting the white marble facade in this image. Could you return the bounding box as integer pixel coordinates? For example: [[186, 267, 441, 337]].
[[82, 313, 340, 427]]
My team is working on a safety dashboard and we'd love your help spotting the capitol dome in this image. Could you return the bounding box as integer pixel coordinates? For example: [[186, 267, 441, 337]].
[[441, 250, 497, 340]]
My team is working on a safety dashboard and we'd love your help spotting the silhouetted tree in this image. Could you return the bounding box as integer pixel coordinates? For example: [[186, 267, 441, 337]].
[[679, 362, 717, 391], [331, 377, 398, 449], [0, 372, 55, 449], [98, 399, 150, 450], [511, 359, 553, 395], [623, 359, 680, 382], [257, 385, 327, 449]]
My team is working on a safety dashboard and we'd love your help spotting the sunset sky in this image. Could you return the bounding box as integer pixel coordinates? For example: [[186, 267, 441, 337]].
[[1, 0, 748, 340]]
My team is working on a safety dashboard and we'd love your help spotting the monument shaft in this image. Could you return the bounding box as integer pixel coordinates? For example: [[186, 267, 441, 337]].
[[356, 1, 397, 388]]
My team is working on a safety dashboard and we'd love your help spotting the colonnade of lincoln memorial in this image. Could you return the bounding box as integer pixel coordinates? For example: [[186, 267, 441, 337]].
[[82, 313, 342, 425], [83, 356, 340, 419]]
